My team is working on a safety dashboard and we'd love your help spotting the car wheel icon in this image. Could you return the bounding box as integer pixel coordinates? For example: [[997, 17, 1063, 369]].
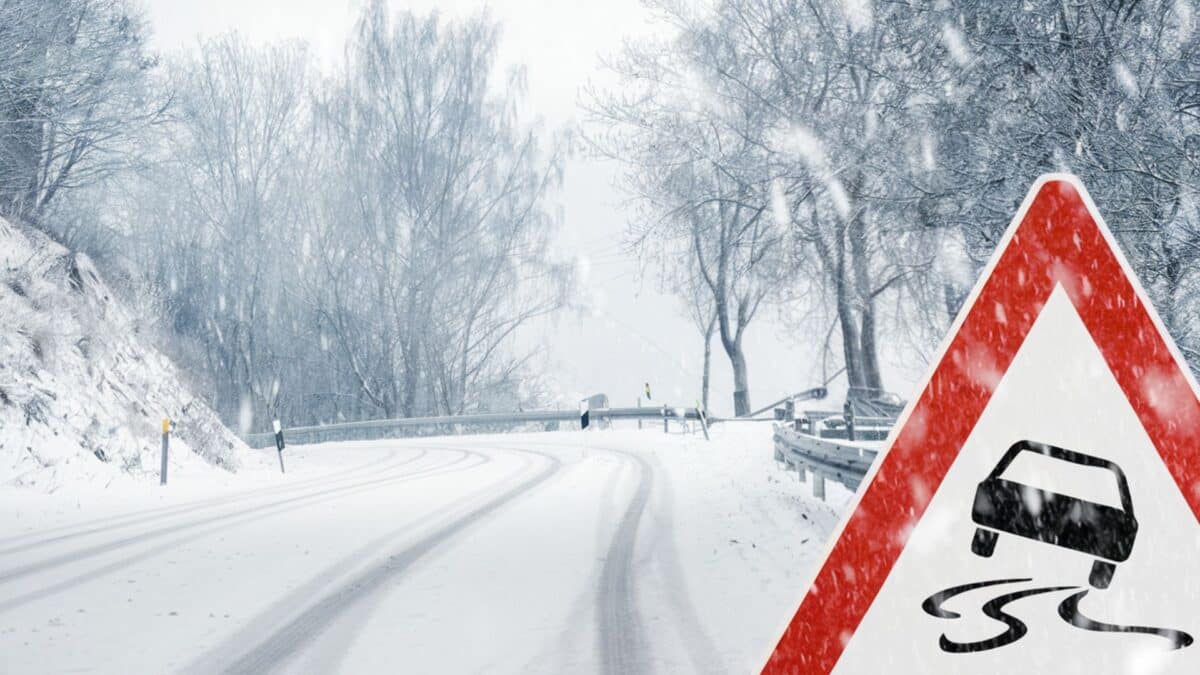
[[969, 441, 1138, 590], [970, 527, 998, 557]]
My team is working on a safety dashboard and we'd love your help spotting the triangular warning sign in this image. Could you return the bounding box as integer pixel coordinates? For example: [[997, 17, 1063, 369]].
[[764, 175, 1200, 673]]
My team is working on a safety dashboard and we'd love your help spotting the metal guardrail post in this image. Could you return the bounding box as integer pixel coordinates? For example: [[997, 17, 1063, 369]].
[[160, 417, 170, 486], [844, 401, 856, 442], [662, 405, 668, 433], [813, 473, 826, 500]]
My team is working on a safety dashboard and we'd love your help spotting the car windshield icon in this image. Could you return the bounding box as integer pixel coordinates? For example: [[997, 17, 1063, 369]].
[[970, 440, 1137, 589]]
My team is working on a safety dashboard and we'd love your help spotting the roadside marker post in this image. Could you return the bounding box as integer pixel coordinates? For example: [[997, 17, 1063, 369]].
[[273, 419, 286, 473], [843, 399, 856, 442], [579, 399, 590, 430], [160, 417, 170, 486], [696, 401, 710, 441], [764, 175, 1200, 673]]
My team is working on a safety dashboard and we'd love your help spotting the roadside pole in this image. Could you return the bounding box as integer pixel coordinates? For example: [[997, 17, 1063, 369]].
[[160, 417, 170, 486], [273, 419, 286, 474], [696, 401, 710, 441], [579, 399, 590, 430], [844, 400, 856, 442]]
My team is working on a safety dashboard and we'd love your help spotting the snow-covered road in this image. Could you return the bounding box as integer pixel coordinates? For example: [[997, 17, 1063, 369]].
[[0, 423, 853, 673]]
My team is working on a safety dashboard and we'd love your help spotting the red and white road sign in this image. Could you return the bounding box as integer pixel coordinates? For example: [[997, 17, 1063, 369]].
[[764, 175, 1200, 673]]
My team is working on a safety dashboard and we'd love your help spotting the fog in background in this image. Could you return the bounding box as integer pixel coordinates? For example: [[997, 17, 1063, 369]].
[[142, 0, 819, 418], [6, 0, 1196, 432]]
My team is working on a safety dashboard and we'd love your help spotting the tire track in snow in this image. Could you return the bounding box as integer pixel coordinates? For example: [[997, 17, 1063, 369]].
[[520, 437, 721, 674], [516, 444, 626, 674], [206, 444, 564, 675], [0, 449, 475, 602], [0, 450, 486, 614], [595, 449, 652, 675], [0, 449, 435, 583], [302, 442, 590, 675], [638, 450, 725, 674], [0, 449, 404, 555]]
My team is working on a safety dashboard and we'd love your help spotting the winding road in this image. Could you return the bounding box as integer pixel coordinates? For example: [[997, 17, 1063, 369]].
[[0, 429, 799, 673]]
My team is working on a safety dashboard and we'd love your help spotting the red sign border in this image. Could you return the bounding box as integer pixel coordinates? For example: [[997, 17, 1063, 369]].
[[763, 174, 1200, 673]]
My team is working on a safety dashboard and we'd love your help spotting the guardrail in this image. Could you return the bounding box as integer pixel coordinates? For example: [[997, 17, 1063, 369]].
[[243, 405, 708, 448], [795, 411, 893, 441], [773, 424, 883, 501]]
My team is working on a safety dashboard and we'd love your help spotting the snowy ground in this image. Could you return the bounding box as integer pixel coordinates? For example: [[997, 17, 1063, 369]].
[[0, 216, 246, 491], [0, 422, 854, 673]]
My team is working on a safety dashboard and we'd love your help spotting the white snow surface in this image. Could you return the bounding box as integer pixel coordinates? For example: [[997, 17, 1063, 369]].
[[0, 218, 252, 491], [0, 423, 851, 673]]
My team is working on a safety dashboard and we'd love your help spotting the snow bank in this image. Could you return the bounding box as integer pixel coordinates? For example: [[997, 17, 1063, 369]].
[[0, 218, 247, 490]]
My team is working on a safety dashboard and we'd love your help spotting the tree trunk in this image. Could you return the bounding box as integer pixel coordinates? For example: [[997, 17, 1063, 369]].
[[836, 270, 867, 390], [942, 283, 964, 322], [701, 314, 715, 411], [730, 342, 750, 416], [859, 301, 883, 393], [846, 192, 883, 394]]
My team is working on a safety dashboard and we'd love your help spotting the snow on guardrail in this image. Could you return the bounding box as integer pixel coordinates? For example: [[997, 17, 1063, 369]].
[[773, 424, 884, 501], [243, 405, 710, 448]]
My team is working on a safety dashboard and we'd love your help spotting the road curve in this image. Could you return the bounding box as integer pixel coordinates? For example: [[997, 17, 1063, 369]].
[[0, 450, 485, 613], [0, 449, 403, 555], [207, 446, 564, 675], [0, 450, 444, 586]]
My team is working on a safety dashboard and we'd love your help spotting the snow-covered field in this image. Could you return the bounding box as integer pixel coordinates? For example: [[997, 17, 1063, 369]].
[[0, 422, 853, 673]]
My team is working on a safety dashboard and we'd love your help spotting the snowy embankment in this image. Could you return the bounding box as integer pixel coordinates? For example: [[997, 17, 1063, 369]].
[[0, 218, 250, 491], [0, 422, 852, 673]]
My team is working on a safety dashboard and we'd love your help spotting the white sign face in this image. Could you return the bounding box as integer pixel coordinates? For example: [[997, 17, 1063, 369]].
[[833, 287, 1199, 673], [273, 419, 282, 434]]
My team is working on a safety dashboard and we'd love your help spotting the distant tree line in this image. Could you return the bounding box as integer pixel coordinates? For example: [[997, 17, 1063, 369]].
[[0, 0, 569, 431], [7, 0, 1200, 424], [589, 0, 1200, 415]]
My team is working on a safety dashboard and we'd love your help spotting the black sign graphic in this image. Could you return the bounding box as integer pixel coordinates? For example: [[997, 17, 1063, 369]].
[[970, 440, 1137, 589], [920, 440, 1192, 654]]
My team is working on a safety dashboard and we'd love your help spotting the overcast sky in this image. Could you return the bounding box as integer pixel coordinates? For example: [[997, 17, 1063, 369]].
[[141, 0, 815, 416]]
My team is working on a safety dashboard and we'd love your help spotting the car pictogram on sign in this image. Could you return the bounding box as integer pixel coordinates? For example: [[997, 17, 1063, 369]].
[[969, 440, 1138, 589]]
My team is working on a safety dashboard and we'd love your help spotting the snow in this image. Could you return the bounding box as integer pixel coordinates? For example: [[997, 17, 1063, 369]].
[[920, 133, 936, 171], [770, 177, 790, 230], [941, 24, 971, 66], [839, 0, 872, 33], [0, 218, 253, 491], [0, 422, 851, 673], [1175, 0, 1195, 45], [770, 125, 852, 219], [1114, 62, 1140, 98]]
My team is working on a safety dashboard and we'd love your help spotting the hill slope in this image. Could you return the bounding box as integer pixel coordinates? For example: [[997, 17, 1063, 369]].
[[0, 218, 246, 490]]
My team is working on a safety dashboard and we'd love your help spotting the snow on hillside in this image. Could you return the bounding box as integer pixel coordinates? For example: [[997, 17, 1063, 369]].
[[0, 218, 248, 490]]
